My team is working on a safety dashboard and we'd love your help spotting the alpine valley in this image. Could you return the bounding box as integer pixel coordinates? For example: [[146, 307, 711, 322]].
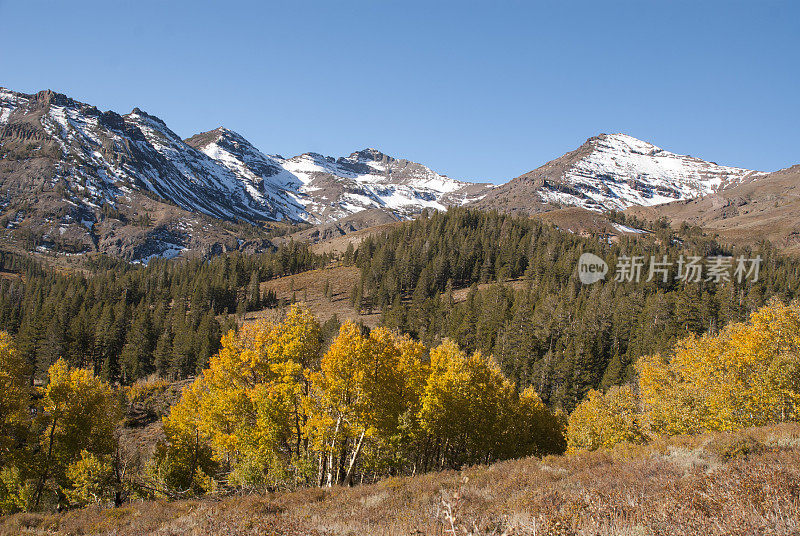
[[0, 87, 792, 262]]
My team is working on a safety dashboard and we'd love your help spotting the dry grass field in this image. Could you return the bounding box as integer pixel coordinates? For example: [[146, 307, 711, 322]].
[[450, 278, 529, 303], [308, 221, 402, 256], [5, 423, 799, 536], [252, 265, 381, 328], [627, 165, 800, 255], [252, 267, 531, 327]]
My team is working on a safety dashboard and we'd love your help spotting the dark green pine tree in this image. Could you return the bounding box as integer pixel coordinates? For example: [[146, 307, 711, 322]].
[[120, 308, 154, 383], [247, 270, 261, 311], [154, 324, 174, 378]]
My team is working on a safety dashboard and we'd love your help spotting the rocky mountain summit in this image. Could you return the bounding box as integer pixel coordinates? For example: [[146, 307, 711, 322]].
[[0, 88, 488, 260], [0, 87, 786, 261], [472, 133, 764, 214], [187, 128, 492, 223]]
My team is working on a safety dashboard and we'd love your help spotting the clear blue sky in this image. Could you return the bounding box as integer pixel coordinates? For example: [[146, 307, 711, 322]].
[[1, 0, 797, 183]]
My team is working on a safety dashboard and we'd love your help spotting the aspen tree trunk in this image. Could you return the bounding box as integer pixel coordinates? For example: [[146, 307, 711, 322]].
[[317, 452, 326, 487], [34, 415, 58, 508], [293, 400, 302, 456], [337, 437, 349, 484], [342, 429, 366, 486], [326, 415, 342, 487]]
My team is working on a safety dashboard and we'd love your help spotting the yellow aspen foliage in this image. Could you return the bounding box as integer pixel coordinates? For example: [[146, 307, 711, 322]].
[[0, 332, 34, 513], [359, 327, 426, 438], [507, 387, 567, 457], [418, 340, 480, 460], [37, 359, 119, 505], [158, 376, 216, 493], [637, 300, 800, 435], [0, 331, 31, 461], [419, 340, 559, 465], [0, 465, 33, 514], [566, 385, 644, 452], [303, 321, 366, 482], [306, 322, 426, 485], [161, 304, 320, 491], [63, 450, 115, 506], [162, 308, 566, 490]]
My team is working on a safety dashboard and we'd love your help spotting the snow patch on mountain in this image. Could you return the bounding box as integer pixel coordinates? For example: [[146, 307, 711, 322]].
[[546, 133, 764, 211], [188, 130, 493, 224]]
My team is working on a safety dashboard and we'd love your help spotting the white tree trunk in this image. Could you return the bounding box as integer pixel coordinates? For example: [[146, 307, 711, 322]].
[[342, 429, 366, 487]]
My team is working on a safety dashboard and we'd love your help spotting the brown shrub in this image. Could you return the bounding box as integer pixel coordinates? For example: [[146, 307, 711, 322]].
[[2, 423, 799, 536]]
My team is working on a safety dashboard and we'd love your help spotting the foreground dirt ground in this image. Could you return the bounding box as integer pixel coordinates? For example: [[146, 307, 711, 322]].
[[3, 423, 799, 536]]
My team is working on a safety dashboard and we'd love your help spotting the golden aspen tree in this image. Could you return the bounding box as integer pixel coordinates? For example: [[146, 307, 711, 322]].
[[306, 323, 427, 486], [418, 340, 473, 464], [35, 359, 120, 507], [158, 376, 216, 494], [160, 304, 321, 491], [305, 321, 367, 487], [63, 450, 115, 506], [0, 332, 31, 463], [419, 340, 523, 467], [636, 341, 710, 436], [0, 332, 34, 513], [566, 385, 644, 452], [637, 301, 800, 435], [347, 328, 426, 483], [506, 387, 566, 457]]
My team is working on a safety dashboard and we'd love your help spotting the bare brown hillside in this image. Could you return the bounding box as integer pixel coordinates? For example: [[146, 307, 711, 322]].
[[628, 165, 800, 254], [4, 423, 799, 536], [253, 266, 380, 327]]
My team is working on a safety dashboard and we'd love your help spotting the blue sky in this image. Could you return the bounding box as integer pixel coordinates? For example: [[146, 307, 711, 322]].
[[0, 0, 797, 183]]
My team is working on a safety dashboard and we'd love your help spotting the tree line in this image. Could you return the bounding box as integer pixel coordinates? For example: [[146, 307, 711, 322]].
[[566, 300, 800, 451], [349, 208, 800, 409], [0, 241, 328, 384], [0, 305, 565, 512]]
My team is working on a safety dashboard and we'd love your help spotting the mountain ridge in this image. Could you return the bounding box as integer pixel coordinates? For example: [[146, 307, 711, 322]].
[[0, 87, 490, 260], [1, 86, 792, 261], [471, 133, 764, 214], [626, 164, 800, 254], [186, 126, 493, 224]]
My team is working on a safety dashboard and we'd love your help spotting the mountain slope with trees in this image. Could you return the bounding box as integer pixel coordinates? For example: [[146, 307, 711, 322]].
[[350, 208, 800, 409]]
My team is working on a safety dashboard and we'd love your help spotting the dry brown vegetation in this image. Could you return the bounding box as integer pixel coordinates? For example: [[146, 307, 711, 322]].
[[307, 221, 402, 256], [254, 266, 381, 327], [450, 279, 529, 303], [252, 265, 530, 326], [0, 269, 22, 282], [4, 423, 799, 536], [628, 165, 800, 255]]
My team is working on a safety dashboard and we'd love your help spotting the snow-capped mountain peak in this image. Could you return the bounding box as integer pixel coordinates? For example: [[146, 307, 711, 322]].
[[596, 133, 663, 156], [186, 132, 493, 223], [184, 127, 309, 221], [564, 133, 765, 209], [473, 133, 765, 214]]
